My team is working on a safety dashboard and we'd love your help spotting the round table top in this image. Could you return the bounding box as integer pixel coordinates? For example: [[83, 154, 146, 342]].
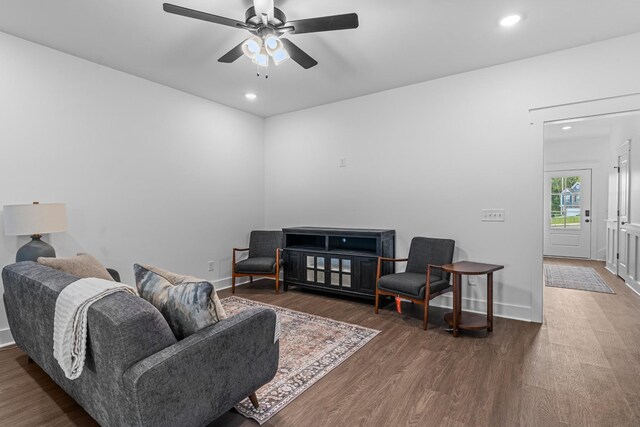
[[441, 261, 504, 275]]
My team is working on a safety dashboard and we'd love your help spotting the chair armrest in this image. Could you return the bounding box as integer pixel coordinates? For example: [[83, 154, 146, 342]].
[[378, 257, 409, 263], [232, 248, 250, 269], [427, 264, 444, 273], [123, 307, 279, 427], [106, 268, 120, 282]]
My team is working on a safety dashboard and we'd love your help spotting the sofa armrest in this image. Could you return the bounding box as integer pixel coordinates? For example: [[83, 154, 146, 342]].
[[123, 307, 279, 427]]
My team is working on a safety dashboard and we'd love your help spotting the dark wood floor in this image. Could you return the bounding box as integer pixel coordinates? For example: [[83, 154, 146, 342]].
[[1, 258, 639, 426]]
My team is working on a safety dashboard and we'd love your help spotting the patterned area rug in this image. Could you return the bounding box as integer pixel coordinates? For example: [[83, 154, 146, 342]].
[[221, 296, 379, 425], [544, 264, 615, 294]]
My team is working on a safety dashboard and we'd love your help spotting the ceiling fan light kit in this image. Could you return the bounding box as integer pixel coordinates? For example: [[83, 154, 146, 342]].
[[163, 1, 359, 75]]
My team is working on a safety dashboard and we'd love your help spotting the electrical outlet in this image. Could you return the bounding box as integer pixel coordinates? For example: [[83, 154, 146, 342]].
[[468, 276, 478, 286], [338, 157, 347, 168], [481, 209, 505, 222], [208, 261, 215, 272]]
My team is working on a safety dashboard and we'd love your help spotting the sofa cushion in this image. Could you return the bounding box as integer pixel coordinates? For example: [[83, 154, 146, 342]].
[[235, 257, 283, 274], [134, 264, 227, 339], [37, 253, 114, 281], [378, 272, 451, 299]]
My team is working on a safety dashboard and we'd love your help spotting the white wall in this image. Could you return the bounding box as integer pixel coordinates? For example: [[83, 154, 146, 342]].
[[264, 33, 640, 322], [0, 33, 265, 346], [544, 136, 611, 260]]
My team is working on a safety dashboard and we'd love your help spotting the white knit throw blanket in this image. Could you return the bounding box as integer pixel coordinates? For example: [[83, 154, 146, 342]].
[[53, 278, 138, 380]]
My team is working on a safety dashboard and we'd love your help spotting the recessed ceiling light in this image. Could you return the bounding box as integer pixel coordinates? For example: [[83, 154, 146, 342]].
[[245, 93, 257, 100], [562, 126, 572, 130], [500, 14, 522, 27]]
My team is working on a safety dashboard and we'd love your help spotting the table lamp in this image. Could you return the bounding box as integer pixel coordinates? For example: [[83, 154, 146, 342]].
[[3, 202, 68, 262]]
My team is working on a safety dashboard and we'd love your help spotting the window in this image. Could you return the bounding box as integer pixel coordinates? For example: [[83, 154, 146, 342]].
[[550, 176, 581, 229]]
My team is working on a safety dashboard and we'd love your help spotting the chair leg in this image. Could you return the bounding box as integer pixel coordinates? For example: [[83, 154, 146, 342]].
[[374, 289, 379, 314], [248, 392, 259, 409], [232, 274, 236, 294], [423, 300, 429, 330]]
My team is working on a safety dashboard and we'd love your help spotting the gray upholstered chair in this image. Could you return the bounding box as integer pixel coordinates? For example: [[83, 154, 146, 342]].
[[375, 237, 455, 330], [233, 230, 284, 294]]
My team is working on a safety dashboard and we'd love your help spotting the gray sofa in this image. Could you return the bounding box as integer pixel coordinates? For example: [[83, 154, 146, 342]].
[[2, 262, 279, 426]]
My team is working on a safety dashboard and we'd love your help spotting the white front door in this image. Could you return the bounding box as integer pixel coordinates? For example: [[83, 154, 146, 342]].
[[544, 169, 592, 258]]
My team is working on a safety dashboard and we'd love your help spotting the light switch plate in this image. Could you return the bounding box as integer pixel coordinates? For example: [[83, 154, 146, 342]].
[[208, 261, 215, 271], [481, 209, 505, 222]]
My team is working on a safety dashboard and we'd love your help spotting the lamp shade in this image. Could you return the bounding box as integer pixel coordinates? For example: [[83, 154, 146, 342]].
[[3, 203, 67, 236]]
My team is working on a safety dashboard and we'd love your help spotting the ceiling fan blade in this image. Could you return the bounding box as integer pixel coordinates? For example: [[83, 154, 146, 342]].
[[253, 0, 274, 22], [281, 39, 317, 69], [287, 13, 358, 34], [218, 41, 245, 63], [163, 3, 249, 30]]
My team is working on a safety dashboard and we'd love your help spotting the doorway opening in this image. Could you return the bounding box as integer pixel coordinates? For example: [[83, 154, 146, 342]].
[[542, 110, 640, 305]]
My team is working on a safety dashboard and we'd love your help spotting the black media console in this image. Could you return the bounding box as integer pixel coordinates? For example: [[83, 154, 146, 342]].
[[283, 227, 396, 298]]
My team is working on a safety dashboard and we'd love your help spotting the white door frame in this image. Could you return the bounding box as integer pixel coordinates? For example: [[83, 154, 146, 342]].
[[529, 92, 640, 323]]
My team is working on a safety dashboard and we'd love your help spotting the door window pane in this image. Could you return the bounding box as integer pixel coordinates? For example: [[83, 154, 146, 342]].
[[550, 175, 581, 230]]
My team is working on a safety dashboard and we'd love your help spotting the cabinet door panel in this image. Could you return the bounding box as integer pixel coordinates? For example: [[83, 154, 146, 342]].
[[355, 257, 378, 294], [284, 251, 303, 282]]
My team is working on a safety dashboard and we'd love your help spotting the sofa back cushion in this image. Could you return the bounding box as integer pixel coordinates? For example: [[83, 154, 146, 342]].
[[37, 253, 114, 281], [134, 264, 227, 339]]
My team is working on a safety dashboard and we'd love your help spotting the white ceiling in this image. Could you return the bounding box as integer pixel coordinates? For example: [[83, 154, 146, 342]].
[[545, 111, 640, 142], [2, 0, 640, 117]]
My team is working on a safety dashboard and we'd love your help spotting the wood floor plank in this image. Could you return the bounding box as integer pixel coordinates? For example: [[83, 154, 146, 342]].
[[581, 363, 637, 426]]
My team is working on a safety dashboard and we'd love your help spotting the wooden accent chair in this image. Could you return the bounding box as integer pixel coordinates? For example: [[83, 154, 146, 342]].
[[375, 237, 455, 330], [232, 230, 284, 294]]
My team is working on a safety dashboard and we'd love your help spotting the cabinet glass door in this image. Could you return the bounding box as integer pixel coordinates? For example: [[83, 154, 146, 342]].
[[342, 259, 351, 288], [306, 255, 326, 285]]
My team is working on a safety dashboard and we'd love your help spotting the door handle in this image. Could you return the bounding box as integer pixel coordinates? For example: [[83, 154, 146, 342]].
[[621, 221, 627, 225], [585, 219, 590, 223]]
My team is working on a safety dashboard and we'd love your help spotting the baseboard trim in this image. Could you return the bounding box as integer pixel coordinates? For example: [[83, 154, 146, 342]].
[[605, 266, 617, 275], [0, 328, 15, 348], [430, 294, 532, 323], [211, 276, 251, 291], [624, 279, 640, 297]]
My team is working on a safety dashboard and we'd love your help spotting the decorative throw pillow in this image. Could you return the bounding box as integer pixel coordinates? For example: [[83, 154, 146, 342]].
[[38, 253, 114, 281], [133, 264, 227, 339]]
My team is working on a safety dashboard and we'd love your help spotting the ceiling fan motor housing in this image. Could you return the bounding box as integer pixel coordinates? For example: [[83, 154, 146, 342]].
[[245, 6, 287, 30]]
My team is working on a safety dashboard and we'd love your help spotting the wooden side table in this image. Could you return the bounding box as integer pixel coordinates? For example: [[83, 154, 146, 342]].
[[441, 261, 504, 337]]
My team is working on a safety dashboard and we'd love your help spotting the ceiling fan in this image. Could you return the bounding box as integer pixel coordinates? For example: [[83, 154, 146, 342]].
[[163, 0, 359, 72]]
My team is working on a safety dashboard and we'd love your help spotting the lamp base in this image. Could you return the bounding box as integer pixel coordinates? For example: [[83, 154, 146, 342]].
[[16, 235, 56, 263]]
